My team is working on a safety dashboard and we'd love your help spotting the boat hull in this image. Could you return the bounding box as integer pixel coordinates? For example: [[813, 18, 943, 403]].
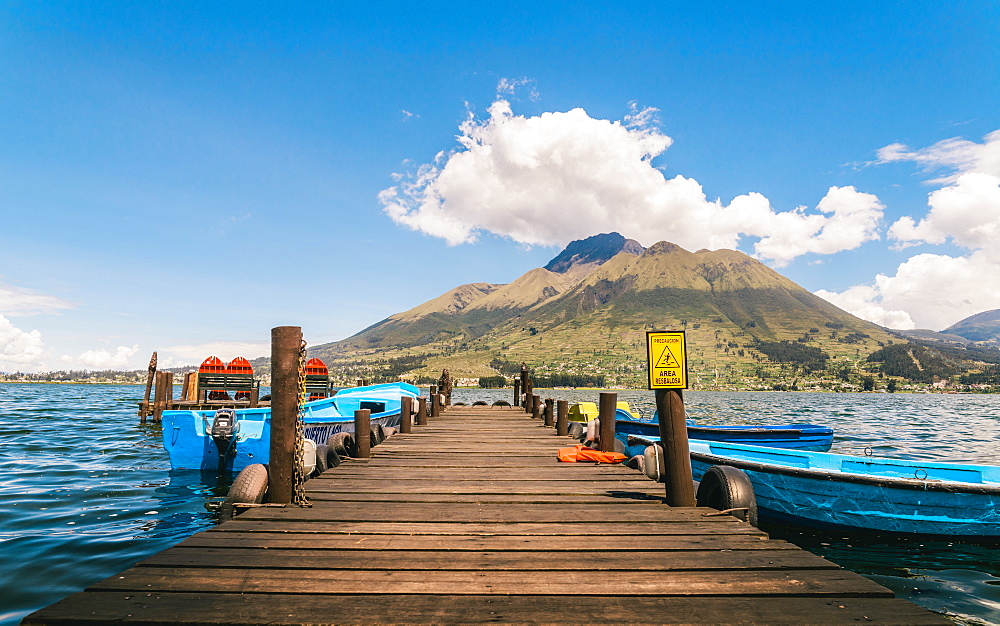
[[688, 440, 1000, 537], [162, 382, 419, 472], [615, 410, 834, 458]]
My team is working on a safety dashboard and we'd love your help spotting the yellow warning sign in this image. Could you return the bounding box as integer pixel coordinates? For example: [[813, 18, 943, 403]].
[[646, 331, 688, 389]]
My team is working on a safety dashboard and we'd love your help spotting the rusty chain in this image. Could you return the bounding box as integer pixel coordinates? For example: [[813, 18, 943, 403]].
[[293, 339, 311, 507]]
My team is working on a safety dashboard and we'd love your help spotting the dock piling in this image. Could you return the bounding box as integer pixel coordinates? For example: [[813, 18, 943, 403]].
[[354, 409, 371, 458], [598, 392, 617, 453], [544, 398, 555, 427], [400, 396, 413, 433], [416, 397, 428, 426], [268, 325, 302, 505], [556, 399, 569, 436], [655, 388, 696, 507]]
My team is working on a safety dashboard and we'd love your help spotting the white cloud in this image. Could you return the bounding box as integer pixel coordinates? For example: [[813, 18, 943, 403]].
[[61, 344, 140, 370], [814, 286, 915, 330], [0, 314, 46, 371], [876, 130, 1000, 183], [380, 99, 884, 266], [822, 130, 1000, 331], [0, 283, 74, 316], [164, 341, 269, 365], [889, 172, 1000, 251], [816, 251, 1000, 331]]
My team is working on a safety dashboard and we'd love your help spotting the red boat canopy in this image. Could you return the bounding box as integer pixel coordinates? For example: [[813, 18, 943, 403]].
[[227, 357, 253, 375], [198, 356, 225, 373], [304, 358, 328, 376]]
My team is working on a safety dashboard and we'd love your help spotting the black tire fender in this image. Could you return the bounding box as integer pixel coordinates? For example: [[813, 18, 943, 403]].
[[567, 422, 585, 439], [227, 463, 268, 504], [327, 432, 356, 458], [371, 424, 385, 447], [314, 444, 331, 475], [696, 465, 759, 527]]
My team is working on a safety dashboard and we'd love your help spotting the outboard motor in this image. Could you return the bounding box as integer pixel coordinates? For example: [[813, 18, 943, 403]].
[[209, 409, 237, 459]]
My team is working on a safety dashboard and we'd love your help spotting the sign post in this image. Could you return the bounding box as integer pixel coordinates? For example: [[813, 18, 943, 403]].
[[646, 331, 696, 507]]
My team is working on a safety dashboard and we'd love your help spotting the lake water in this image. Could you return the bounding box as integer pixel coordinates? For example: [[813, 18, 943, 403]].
[[2, 383, 998, 624]]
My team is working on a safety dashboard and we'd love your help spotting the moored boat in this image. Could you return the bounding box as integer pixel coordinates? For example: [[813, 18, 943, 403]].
[[162, 381, 419, 471], [631, 433, 1000, 537], [599, 404, 834, 456]]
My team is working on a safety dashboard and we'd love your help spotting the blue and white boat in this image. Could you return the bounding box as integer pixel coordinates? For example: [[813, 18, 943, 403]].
[[615, 408, 833, 458], [162, 382, 420, 471], [631, 433, 1000, 537]]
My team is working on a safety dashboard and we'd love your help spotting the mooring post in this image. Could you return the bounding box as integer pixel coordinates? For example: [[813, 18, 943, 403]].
[[416, 397, 428, 426], [139, 351, 157, 421], [355, 409, 371, 458], [556, 400, 569, 436], [598, 392, 617, 453], [513, 378, 521, 407], [544, 398, 555, 427], [400, 395, 413, 433], [163, 372, 174, 411], [429, 385, 439, 418], [531, 394, 541, 419], [655, 388, 696, 507], [151, 371, 167, 422], [268, 325, 301, 505]]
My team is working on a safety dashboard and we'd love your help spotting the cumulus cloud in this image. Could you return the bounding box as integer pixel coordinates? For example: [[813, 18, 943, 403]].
[[817, 251, 1000, 330], [0, 314, 46, 371], [380, 99, 884, 266], [61, 344, 140, 370], [819, 130, 1000, 330], [0, 283, 74, 316], [889, 172, 1000, 250], [814, 285, 915, 330]]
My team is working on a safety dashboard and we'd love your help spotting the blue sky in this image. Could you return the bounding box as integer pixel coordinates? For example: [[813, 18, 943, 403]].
[[2, 2, 999, 372]]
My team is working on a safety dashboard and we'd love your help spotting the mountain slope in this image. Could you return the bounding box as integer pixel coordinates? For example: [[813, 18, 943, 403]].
[[311, 236, 904, 389], [943, 309, 1000, 343]]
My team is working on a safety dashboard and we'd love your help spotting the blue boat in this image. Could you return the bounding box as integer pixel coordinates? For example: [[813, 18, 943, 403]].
[[615, 408, 833, 458], [162, 382, 420, 471], [631, 432, 1000, 537]]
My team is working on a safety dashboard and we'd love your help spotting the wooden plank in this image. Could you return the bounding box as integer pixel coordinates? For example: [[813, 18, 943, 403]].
[[89, 567, 896, 597], [304, 493, 667, 503], [213, 520, 768, 536], [139, 548, 840, 571], [24, 592, 951, 625], [235, 502, 742, 523], [177, 532, 786, 551]]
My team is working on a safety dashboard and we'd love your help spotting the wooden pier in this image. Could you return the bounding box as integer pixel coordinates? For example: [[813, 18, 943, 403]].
[[27, 405, 946, 624]]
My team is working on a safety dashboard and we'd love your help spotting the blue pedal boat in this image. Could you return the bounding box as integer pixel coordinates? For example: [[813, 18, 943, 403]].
[[631, 433, 1000, 537], [615, 409, 833, 458], [162, 382, 420, 471]]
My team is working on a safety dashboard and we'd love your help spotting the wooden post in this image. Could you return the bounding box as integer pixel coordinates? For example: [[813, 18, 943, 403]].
[[429, 385, 439, 418], [544, 398, 555, 427], [139, 351, 157, 421], [400, 396, 413, 433], [416, 397, 428, 426], [556, 400, 569, 436], [513, 378, 521, 407], [152, 371, 167, 422], [655, 389, 696, 507], [163, 372, 174, 411], [531, 394, 541, 420], [249, 386, 259, 408], [519, 364, 528, 408], [181, 371, 199, 402], [268, 325, 301, 505], [354, 409, 371, 459], [598, 392, 617, 453]]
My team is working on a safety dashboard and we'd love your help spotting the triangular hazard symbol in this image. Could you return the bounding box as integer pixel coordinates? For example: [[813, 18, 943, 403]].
[[654, 345, 680, 369]]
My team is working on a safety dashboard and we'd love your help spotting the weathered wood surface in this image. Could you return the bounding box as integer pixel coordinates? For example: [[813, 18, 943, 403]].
[[26, 405, 947, 624]]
